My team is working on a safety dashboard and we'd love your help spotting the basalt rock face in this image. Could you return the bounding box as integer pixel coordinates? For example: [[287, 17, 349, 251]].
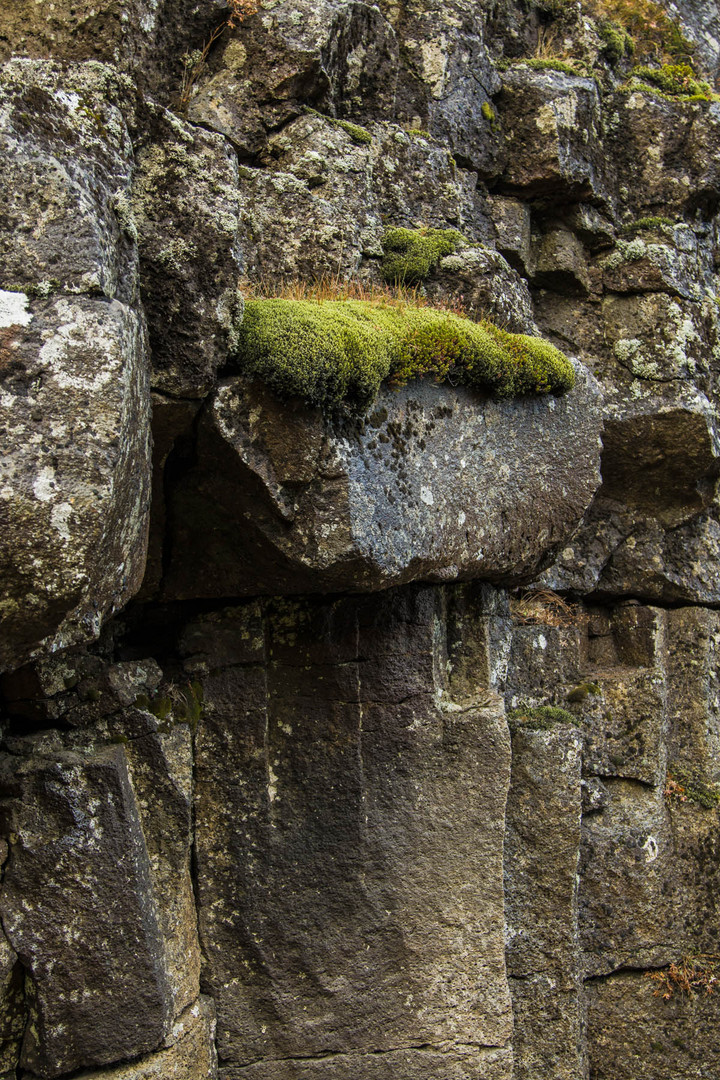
[[1, 0, 720, 1079]]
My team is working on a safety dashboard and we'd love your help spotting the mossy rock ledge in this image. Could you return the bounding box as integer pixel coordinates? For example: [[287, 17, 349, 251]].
[[162, 361, 603, 598]]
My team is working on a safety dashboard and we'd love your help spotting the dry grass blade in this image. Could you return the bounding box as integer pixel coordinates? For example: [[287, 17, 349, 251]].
[[241, 275, 470, 317], [179, 0, 259, 111], [510, 588, 587, 627], [646, 955, 720, 1000]]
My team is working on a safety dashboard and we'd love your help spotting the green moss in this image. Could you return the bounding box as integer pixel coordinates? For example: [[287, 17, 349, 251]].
[[135, 680, 204, 733], [231, 297, 576, 411], [566, 681, 601, 703], [621, 216, 676, 236], [514, 57, 588, 76], [304, 107, 372, 145], [669, 765, 720, 809], [406, 127, 431, 138], [381, 227, 465, 284], [507, 705, 584, 732], [598, 19, 634, 64], [481, 101, 499, 131], [629, 63, 716, 99]]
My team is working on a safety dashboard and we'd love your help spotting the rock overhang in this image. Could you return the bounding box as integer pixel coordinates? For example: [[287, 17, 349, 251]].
[[161, 361, 604, 599]]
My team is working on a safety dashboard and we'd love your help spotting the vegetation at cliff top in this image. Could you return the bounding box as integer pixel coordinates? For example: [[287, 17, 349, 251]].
[[507, 705, 585, 732], [536, 0, 695, 64], [230, 286, 575, 412], [628, 63, 718, 100], [381, 227, 465, 285]]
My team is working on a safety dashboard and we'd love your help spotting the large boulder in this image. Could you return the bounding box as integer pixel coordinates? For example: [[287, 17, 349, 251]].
[[0, 61, 151, 672], [162, 365, 602, 599]]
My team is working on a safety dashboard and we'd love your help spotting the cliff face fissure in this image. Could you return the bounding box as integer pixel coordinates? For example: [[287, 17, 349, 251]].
[[1, 0, 720, 1077]]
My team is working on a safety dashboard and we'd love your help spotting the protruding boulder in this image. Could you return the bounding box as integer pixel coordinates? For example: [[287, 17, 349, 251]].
[[0, 295, 151, 673], [162, 366, 602, 599]]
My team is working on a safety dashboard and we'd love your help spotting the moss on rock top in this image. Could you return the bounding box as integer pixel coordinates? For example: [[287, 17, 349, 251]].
[[381, 227, 465, 284], [231, 297, 575, 411]]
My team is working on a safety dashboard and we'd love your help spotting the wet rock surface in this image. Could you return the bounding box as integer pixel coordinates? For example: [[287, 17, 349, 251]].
[[1, 0, 720, 1076]]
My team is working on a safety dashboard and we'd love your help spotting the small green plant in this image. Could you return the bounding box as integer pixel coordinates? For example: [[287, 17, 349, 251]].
[[507, 705, 584, 731], [566, 681, 601, 703], [481, 101, 500, 131], [381, 227, 465, 285], [646, 955, 719, 999], [597, 18, 634, 64], [406, 127, 431, 138], [664, 767, 720, 809], [136, 681, 204, 733], [305, 108, 372, 145], [620, 216, 676, 236], [231, 295, 575, 411], [629, 62, 715, 98]]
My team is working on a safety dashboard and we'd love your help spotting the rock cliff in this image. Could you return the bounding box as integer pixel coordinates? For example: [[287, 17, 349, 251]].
[[1, 0, 720, 1076]]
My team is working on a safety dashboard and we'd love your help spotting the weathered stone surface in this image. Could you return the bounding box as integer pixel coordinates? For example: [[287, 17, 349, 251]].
[[191, 588, 513, 1071], [187, 0, 397, 157], [608, 91, 720, 217], [0, 294, 151, 672], [0, 59, 137, 301], [131, 102, 242, 397], [666, 607, 720, 784], [540, 401, 720, 602], [505, 727, 585, 1080], [123, 726, 202, 1019], [0, 927, 25, 1078], [162, 367, 602, 599], [235, 115, 490, 284], [587, 970, 720, 1080], [427, 245, 536, 331], [497, 67, 611, 206], [72, 997, 218, 1080], [219, 1046, 513, 1080], [0, 746, 172, 1077], [0, 59, 151, 671]]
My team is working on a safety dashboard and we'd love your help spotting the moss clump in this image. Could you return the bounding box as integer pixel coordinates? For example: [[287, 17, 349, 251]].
[[231, 297, 576, 411], [630, 63, 716, 99], [481, 101, 499, 131], [566, 680, 601, 703], [406, 127, 431, 138], [507, 705, 583, 732], [136, 680, 204, 733], [666, 766, 720, 810], [521, 57, 588, 75], [597, 18, 634, 64], [381, 227, 465, 285], [305, 107, 372, 145], [621, 216, 676, 236]]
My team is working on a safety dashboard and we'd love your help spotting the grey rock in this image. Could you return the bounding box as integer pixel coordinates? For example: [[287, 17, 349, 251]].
[[131, 102, 242, 397], [497, 67, 611, 208], [505, 728, 585, 1080], [162, 367, 602, 599], [608, 91, 720, 217], [587, 970, 720, 1079], [0, 746, 172, 1077], [0, 59, 137, 302], [190, 589, 513, 1069], [0, 293, 151, 672], [219, 1047, 513, 1080], [427, 245, 537, 331], [72, 997, 218, 1080]]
